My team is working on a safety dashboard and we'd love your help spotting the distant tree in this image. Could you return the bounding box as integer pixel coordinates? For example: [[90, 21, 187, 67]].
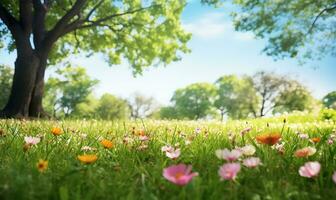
[[128, 93, 158, 119], [72, 94, 99, 119], [0, 65, 13, 109], [159, 106, 180, 119], [214, 75, 258, 120], [273, 81, 314, 114], [171, 83, 216, 120], [251, 72, 285, 117], [44, 65, 98, 117], [322, 91, 336, 109], [230, 0, 336, 61], [250, 71, 313, 117], [96, 93, 130, 120]]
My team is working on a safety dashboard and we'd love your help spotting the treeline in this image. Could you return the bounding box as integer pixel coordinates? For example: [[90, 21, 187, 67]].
[[1, 64, 335, 120]]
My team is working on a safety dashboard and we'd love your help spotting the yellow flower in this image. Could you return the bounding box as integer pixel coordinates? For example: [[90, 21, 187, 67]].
[[37, 159, 48, 172], [101, 139, 113, 149], [78, 154, 98, 164], [51, 127, 62, 136]]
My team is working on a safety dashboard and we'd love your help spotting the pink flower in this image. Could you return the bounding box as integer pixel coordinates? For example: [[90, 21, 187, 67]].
[[166, 148, 181, 159], [243, 157, 262, 168], [298, 134, 309, 139], [216, 149, 242, 162], [24, 136, 41, 145], [161, 145, 174, 152], [163, 164, 198, 186], [240, 127, 252, 135], [139, 135, 149, 141], [218, 163, 241, 180], [332, 171, 336, 184], [299, 161, 321, 178], [327, 139, 334, 145]]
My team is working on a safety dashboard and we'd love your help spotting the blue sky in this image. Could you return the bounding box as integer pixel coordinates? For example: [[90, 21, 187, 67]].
[[1, 1, 335, 105]]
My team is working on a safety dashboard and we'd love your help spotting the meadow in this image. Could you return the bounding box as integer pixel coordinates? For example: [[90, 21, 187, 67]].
[[0, 112, 335, 200]]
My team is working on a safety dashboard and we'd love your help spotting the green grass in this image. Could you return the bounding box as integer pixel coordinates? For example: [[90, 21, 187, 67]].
[[0, 113, 335, 200]]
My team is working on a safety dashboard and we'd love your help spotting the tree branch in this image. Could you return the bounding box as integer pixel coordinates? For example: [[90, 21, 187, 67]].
[[309, 3, 336, 33], [32, 0, 47, 49], [19, 0, 33, 34], [75, 4, 158, 31], [43, 0, 87, 48], [0, 3, 22, 39]]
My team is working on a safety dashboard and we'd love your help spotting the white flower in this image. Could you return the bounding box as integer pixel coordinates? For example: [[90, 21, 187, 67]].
[[240, 145, 256, 156], [243, 157, 262, 168], [81, 146, 96, 151], [216, 148, 242, 162], [161, 145, 174, 152], [165, 148, 181, 159], [24, 136, 41, 145]]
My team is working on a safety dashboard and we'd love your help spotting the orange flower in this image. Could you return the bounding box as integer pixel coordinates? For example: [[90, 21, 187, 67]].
[[77, 154, 98, 164], [101, 139, 113, 149], [36, 159, 48, 172], [294, 147, 316, 158], [311, 137, 321, 143], [51, 127, 62, 136], [255, 133, 281, 145], [138, 130, 145, 136]]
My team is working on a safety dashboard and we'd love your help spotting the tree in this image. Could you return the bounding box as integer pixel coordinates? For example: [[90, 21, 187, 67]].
[[0, 65, 13, 109], [214, 75, 257, 120], [43, 65, 98, 117], [171, 83, 216, 120], [128, 93, 159, 119], [230, 0, 336, 61], [250, 71, 313, 117], [159, 106, 180, 119], [0, 0, 190, 118], [322, 91, 336, 109], [71, 94, 99, 119], [96, 93, 130, 120], [273, 81, 314, 114], [250, 72, 285, 117]]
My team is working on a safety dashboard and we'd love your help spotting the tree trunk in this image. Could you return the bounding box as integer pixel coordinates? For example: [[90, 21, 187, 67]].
[[29, 58, 47, 118], [1, 51, 40, 118]]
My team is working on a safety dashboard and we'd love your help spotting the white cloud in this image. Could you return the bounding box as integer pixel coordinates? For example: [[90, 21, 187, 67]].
[[183, 12, 254, 41]]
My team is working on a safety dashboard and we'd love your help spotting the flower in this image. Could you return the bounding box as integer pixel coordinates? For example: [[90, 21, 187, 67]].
[[137, 144, 148, 151], [161, 145, 174, 153], [218, 163, 241, 180], [332, 171, 336, 184], [24, 136, 41, 146], [139, 135, 149, 141], [298, 133, 309, 139], [294, 147, 316, 158], [51, 127, 62, 136], [166, 148, 181, 159], [216, 149, 242, 162], [243, 157, 261, 168], [256, 133, 281, 145], [81, 146, 97, 151], [101, 139, 113, 149], [298, 161, 321, 178], [240, 127, 252, 135], [163, 164, 198, 186], [311, 137, 321, 143], [77, 154, 98, 164], [240, 145, 256, 156], [195, 128, 201, 134], [36, 159, 48, 172]]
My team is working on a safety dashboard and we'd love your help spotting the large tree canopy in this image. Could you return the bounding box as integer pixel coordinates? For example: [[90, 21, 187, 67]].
[[230, 0, 336, 60], [0, 0, 190, 70], [0, 0, 190, 118]]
